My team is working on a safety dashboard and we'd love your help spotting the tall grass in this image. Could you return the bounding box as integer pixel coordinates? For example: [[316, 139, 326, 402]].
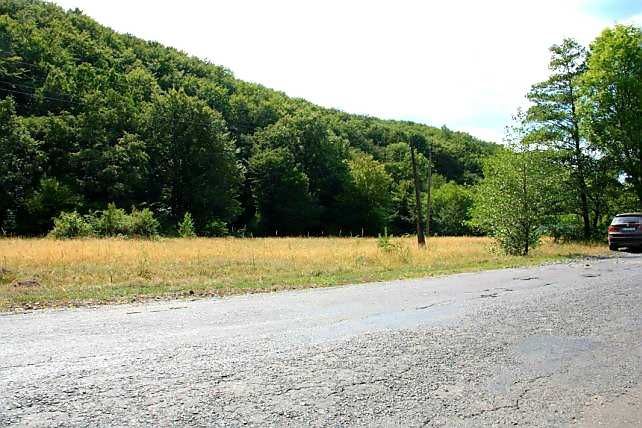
[[0, 236, 607, 310]]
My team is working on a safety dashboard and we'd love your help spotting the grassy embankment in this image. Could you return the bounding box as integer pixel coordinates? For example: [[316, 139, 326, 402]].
[[0, 236, 608, 310]]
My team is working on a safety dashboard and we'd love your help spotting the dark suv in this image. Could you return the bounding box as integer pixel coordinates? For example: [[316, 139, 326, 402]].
[[608, 213, 642, 251]]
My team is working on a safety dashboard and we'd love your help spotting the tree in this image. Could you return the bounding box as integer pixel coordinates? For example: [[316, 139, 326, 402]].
[[383, 142, 429, 235], [0, 97, 43, 234], [471, 141, 564, 255], [25, 177, 81, 234], [526, 39, 595, 238], [144, 90, 242, 227], [178, 212, 196, 238], [430, 182, 474, 236], [337, 151, 392, 235], [249, 147, 318, 235], [580, 25, 642, 207], [253, 110, 350, 232], [82, 132, 150, 209], [0, 0, 502, 237]]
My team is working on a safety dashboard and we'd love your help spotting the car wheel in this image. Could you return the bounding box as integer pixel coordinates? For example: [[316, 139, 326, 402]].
[[609, 243, 619, 251]]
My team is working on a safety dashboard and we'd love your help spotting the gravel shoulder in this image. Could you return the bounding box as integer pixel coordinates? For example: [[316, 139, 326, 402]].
[[1, 254, 640, 426]]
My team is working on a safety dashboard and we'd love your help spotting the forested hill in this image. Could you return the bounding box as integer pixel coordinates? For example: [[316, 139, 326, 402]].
[[0, 0, 499, 236]]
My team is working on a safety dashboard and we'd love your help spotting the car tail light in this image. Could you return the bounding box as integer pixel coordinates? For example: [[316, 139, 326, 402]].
[[609, 223, 640, 232]]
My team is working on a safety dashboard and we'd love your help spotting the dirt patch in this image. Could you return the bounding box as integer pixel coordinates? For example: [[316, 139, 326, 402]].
[[11, 278, 41, 288]]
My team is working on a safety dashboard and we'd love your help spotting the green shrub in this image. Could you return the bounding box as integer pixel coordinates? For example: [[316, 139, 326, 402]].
[[93, 203, 129, 236], [377, 227, 394, 252], [204, 218, 229, 237], [49, 205, 161, 239], [377, 228, 410, 262], [546, 215, 584, 242], [49, 211, 94, 239], [178, 212, 196, 238], [129, 208, 160, 237]]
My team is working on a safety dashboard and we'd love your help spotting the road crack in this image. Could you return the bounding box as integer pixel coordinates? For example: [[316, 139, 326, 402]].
[[460, 373, 554, 420]]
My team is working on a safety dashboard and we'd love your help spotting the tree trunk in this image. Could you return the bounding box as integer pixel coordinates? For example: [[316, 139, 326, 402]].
[[522, 157, 529, 256], [570, 87, 591, 240], [426, 147, 432, 237], [410, 145, 426, 247], [576, 156, 591, 239], [635, 177, 642, 209]]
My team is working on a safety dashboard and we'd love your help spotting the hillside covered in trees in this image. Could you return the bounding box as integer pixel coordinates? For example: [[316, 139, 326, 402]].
[[0, 0, 499, 237]]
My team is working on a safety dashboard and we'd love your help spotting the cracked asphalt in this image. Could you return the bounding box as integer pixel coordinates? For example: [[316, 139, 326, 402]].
[[1, 254, 640, 427]]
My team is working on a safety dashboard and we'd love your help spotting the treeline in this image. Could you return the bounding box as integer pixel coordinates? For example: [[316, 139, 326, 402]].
[[0, 0, 497, 237], [471, 25, 642, 254]]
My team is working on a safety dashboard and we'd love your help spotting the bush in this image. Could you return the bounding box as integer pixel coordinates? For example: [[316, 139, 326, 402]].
[[377, 228, 411, 262], [129, 208, 160, 237], [92, 203, 129, 236], [49, 211, 94, 239], [203, 218, 229, 237], [49, 204, 161, 239], [377, 227, 394, 252], [546, 215, 584, 242], [178, 212, 196, 238]]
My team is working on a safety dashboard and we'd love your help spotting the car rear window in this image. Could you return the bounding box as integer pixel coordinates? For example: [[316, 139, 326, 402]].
[[612, 216, 641, 224]]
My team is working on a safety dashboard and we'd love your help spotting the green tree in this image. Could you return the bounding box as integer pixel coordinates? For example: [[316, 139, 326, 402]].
[[254, 110, 350, 232], [145, 90, 242, 226], [580, 25, 642, 207], [526, 39, 596, 238], [383, 142, 429, 234], [249, 147, 318, 235], [0, 0, 502, 237], [430, 182, 474, 236], [25, 177, 81, 234], [98, 133, 150, 207], [0, 97, 43, 234], [178, 212, 196, 238], [337, 151, 392, 235], [471, 140, 564, 255]]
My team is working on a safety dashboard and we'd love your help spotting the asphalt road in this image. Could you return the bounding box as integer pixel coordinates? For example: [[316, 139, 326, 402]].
[[1, 254, 640, 427]]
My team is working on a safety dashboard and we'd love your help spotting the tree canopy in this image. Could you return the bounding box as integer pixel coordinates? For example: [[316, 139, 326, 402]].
[[0, 0, 498, 236], [580, 25, 642, 206]]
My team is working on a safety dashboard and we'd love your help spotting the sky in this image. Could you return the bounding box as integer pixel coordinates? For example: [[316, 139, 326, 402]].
[[50, 0, 642, 143]]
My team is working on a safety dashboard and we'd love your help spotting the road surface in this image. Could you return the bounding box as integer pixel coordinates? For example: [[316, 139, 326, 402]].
[[1, 254, 641, 427]]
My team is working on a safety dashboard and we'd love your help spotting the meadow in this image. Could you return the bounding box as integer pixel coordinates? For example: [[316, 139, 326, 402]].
[[0, 236, 608, 311]]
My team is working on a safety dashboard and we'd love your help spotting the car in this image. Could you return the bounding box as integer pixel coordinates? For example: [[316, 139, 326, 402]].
[[608, 213, 642, 251]]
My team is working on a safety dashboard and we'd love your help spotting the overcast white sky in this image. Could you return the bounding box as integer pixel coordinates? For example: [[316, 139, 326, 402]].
[[50, 0, 642, 143]]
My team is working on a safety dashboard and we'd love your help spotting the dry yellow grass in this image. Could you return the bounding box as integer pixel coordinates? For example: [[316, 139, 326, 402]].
[[0, 236, 608, 310]]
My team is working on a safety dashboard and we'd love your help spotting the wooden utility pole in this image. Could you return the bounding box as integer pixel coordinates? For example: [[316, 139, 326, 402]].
[[410, 145, 426, 247], [426, 145, 432, 237]]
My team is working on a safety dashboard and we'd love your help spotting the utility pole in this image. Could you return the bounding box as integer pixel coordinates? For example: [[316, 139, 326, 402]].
[[426, 145, 432, 238], [410, 144, 426, 247]]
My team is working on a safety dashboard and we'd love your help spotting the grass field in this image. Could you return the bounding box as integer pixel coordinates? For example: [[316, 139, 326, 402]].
[[0, 236, 608, 310]]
